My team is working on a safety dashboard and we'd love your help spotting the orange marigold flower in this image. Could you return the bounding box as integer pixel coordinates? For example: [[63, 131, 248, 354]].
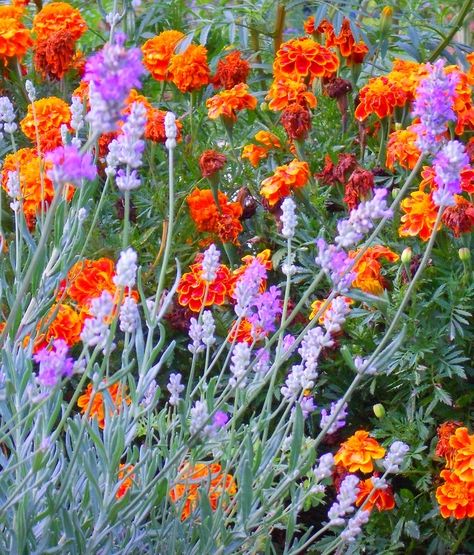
[[355, 76, 408, 121], [399, 186, 441, 242], [436, 421, 463, 467], [242, 144, 269, 167], [206, 82, 257, 122], [442, 195, 474, 237], [255, 130, 281, 149], [309, 297, 353, 322], [345, 42, 369, 66], [446, 66, 472, 115], [386, 126, 421, 171], [141, 30, 184, 81], [177, 260, 232, 312], [199, 150, 227, 178], [228, 318, 257, 344], [333, 19, 355, 58], [455, 107, 474, 135], [0, 5, 25, 21], [0, 17, 32, 62], [35, 303, 84, 351], [436, 469, 474, 519], [169, 462, 237, 521], [449, 427, 474, 483], [169, 43, 210, 93], [304, 16, 316, 35], [20, 96, 71, 152], [213, 50, 250, 90], [116, 464, 135, 499], [32, 1, 87, 42], [274, 37, 339, 81], [388, 59, 428, 101], [77, 382, 130, 429], [349, 246, 399, 295], [281, 103, 312, 140], [467, 52, 474, 84], [266, 78, 317, 112], [228, 249, 272, 298], [34, 29, 76, 80], [260, 159, 310, 207], [334, 430, 386, 473], [356, 476, 396, 512]]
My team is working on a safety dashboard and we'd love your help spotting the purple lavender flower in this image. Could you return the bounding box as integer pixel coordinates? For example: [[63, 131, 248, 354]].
[[212, 411, 229, 428], [320, 400, 348, 435], [328, 474, 360, 526], [201, 244, 220, 282], [254, 348, 270, 374], [315, 239, 355, 292], [248, 286, 282, 337], [432, 140, 470, 206], [85, 33, 145, 133], [33, 339, 74, 387], [46, 145, 97, 185], [233, 259, 267, 316], [412, 59, 458, 154], [299, 396, 316, 419]]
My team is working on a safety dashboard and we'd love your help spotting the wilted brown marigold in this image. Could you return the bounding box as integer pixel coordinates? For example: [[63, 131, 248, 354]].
[[141, 30, 184, 81], [33, 1, 87, 42], [281, 103, 311, 140], [213, 50, 250, 89], [169, 43, 210, 93], [442, 196, 474, 237], [34, 29, 76, 80], [344, 167, 374, 210], [316, 153, 358, 186], [199, 150, 227, 178]]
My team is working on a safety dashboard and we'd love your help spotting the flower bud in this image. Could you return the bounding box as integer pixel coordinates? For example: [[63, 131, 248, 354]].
[[391, 187, 400, 199], [373, 403, 386, 418], [380, 6, 393, 35], [458, 247, 470, 262], [401, 247, 412, 264], [260, 102, 268, 111]]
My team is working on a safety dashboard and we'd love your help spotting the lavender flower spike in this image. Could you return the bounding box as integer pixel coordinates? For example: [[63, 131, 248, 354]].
[[46, 145, 97, 186], [432, 140, 469, 207], [33, 339, 74, 388]]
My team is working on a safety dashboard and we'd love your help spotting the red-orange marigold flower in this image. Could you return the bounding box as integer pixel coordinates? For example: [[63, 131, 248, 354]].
[[436, 421, 463, 467], [206, 83, 257, 122], [349, 246, 399, 295], [141, 30, 185, 81], [213, 50, 250, 90], [449, 427, 474, 483], [399, 185, 441, 242], [386, 127, 421, 170], [436, 469, 474, 519], [442, 195, 474, 237], [333, 19, 355, 58], [334, 430, 386, 473], [274, 37, 339, 80], [356, 476, 396, 512], [309, 297, 353, 322], [77, 382, 130, 429], [355, 76, 408, 121], [455, 107, 474, 135], [303, 16, 316, 35], [65, 258, 117, 308], [32, 2, 87, 42], [266, 78, 317, 112], [34, 29, 76, 80], [35, 303, 84, 351], [0, 17, 32, 61], [116, 464, 135, 499], [177, 261, 232, 312], [169, 462, 237, 521], [169, 43, 210, 93], [346, 42, 369, 66], [260, 159, 310, 207]]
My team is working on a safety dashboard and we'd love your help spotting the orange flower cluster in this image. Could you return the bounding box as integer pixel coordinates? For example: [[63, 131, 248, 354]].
[[436, 427, 474, 519], [65, 258, 117, 308], [141, 30, 185, 81], [386, 126, 421, 170], [213, 50, 250, 90], [260, 159, 310, 207], [206, 83, 257, 122], [186, 188, 243, 245], [399, 185, 441, 242], [266, 78, 317, 112], [333, 19, 369, 66], [355, 76, 408, 121], [349, 246, 399, 295], [116, 464, 135, 499], [242, 130, 281, 167], [356, 476, 395, 512], [32, 2, 87, 42], [35, 302, 84, 351], [77, 382, 130, 429], [334, 430, 386, 473], [20, 96, 71, 152], [168, 43, 210, 93], [0, 14, 32, 62], [169, 462, 237, 521], [34, 29, 77, 80]]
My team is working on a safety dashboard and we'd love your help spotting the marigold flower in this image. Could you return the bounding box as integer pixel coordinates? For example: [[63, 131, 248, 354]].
[[266, 78, 317, 112], [343, 167, 374, 210], [386, 126, 421, 170], [77, 382, 130, 429], [309, 297, 353, 322], [455, 107, 474, 136], [32, 2, 87, 42], [35, 303, 84, 351], [199, 150, 227, 178], [399, 185, 441, 242], [449, 427, 474, 483], [20, 96, 71, 152], [255, 130, 281, 149], [65, 258, 117, 308], [260, 159, 310, 207], [333, 19, 356, 58], [436, 421, 463, 467], [349, 246, 399, 295], [355, 76, 408, 121], [34, 29, 76, 81], [420, 165, 474, 196], [141, 30, 185, 81], [316, 153, 358, 185], [388, 59, 428, 101], [345, 42, 369, 66], [303, 16, 316, 35], [228, 249, 272, 297], [281, 103, 312, 140], [436, 469, 474, 519], [356, 476, 396, 512], [228, 318, 256, 344], [169, 462, 237, 521], [169, 43, 210, 93], [442, 195, 474, 237], [334, 430, 386, 473], [177, 260, 232, 312], [274, 37, 339, 81], [206, 82, 257, 122], [241, 144, 269, 167], [116, 464, 135, 499], [0, 5, 25, 20], [0, 17, 32, 62], [213, 50, 250, 89]]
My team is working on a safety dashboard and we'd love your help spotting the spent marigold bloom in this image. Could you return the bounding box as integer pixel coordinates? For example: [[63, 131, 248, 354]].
[[34, 30, 77, 81], [199, 150, 227, 178], [449, 427, 474, 483], [77, 382, 130, 429], [281, 103, 312, 140], [213, 50, 250, 90], [169, 43, 210, 93], [177, 260, 232, 312], [386, 126, 421, 171], [436, 421, 463, 467], [0, 17, 32, 62], [20, 96, 71, 152], [355, 76, 408, 121], [356, 477, 396, 512], [241, 144, 269, 167], [169, 462, 237, 521], [141, 30, 185, 81], [116, 464, 135, 499], [206, 82, 257, 122], [34, 303, 84, 352], [442, 195, 474, 237], [260, 159, 310, 207], [334, 430, 386, 473], [316, 153, 358, 185], [266, 78, 317, 111], [436, 469, 474, 519], [274, 37, 339, 81], [343, 167, 374, 210], [32, 2, 87, 42], [399, 185, 441, 242], [349, 245, 399, 295]]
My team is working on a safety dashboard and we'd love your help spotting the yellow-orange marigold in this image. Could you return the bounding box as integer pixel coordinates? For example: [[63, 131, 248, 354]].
[[355, 76, 408, 121], [356, 476, 396, 512], [0, 17, 32, 61], [436, 469, 474, 519], [32, 1, 87, 41], [266, 78, 317, 111], [64, 258, 116, 308], [255, 130, 281, 149], [169, 43, 210, 93], [386, 126, 421, 170], [349, 246, 399, 295], [334, 430, 386, 473], [77, 382, 130, 429], [260, 159, 310, 207], [449, 427, 474, 483], [206, 82, 257, 121], [399, 185, 441, 242], [35, 303, 84, 351], [274, 37, 339, 80], [141, 30, 184, 81], [241, 144, 269, 167]]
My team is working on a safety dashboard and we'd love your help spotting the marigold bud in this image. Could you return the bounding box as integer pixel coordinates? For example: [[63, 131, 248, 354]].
[[458, 247, 470, 262], [380, 6, 393, 35], [401, 247, 412, 264], [373, 404, 386, 418]]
